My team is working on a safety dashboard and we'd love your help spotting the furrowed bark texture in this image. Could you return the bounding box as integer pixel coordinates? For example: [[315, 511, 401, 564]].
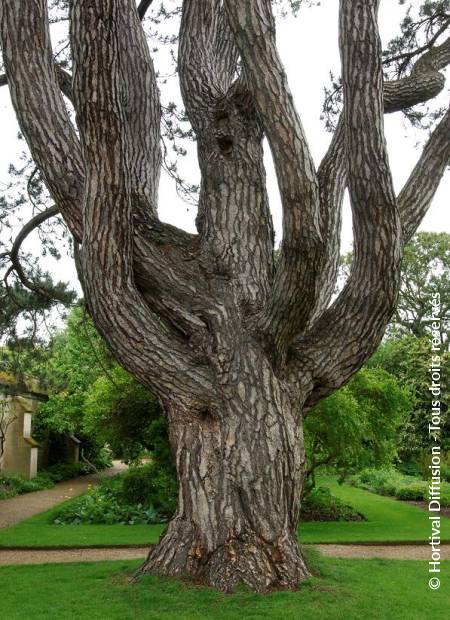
[[138, 344, 310, 592], [0, 0, 448, 592]]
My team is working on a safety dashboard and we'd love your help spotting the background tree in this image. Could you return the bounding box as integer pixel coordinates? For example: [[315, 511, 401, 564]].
[[340, 232, 450, 341], [84, 365, 167, 466], [34, 305, 167, 466], [0, 0, 449, 592], [393, 232, 449, 342], [304, 367, 411, 490], [369, 335, 450, 461]]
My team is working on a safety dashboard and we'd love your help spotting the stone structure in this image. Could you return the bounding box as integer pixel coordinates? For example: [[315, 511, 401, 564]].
[[0, 376, 46, 479]]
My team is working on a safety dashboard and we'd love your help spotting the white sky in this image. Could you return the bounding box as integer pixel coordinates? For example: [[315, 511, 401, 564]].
[[0, 0, 448, 294]]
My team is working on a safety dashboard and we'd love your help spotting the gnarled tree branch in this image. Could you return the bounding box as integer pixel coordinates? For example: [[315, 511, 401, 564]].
[[0, 205, 64, 301], [0, 0, 216, 347], [225, 0, 323, 358], [312, 28, 450, 322], [179, 1, 274, 306], [299, 0, 402, 409], [399, 106, 450, 241], [70, 0, 216, 409], [0, 0, 84, 241]]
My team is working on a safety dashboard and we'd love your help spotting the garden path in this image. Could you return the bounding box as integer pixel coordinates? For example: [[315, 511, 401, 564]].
[[0, 461, 126, 529], [0, 543, 449, 566]]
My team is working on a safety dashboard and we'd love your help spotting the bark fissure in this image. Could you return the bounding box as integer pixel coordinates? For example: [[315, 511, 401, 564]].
[[138, 345, 310, 592]]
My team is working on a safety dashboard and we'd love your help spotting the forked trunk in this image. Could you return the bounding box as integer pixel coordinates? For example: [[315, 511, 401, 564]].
[[137, 349, 310, 592], [2, 0, 432, 597]]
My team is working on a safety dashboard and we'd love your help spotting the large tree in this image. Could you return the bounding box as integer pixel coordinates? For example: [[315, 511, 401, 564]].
[[0, 0, 449, 592]]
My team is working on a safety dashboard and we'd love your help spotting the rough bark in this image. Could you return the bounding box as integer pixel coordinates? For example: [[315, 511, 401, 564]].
[[138, 346, 310, 592], [225, 1, 323, 358], [0, 0, 449, 593]]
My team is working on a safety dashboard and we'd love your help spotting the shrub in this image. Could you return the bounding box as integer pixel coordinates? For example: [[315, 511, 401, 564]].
[[120, 462, 177, 518], [441, 486, 450, 507], [440, 464, 450, 483], [350, 468, 404, 495], [52, 476, 161, 525], [300, 486, 365, 522], [397, 461, 423, 478], [350, 467, 450, 507], [0, 486, 16, 500], [0, 472, 54, 497], [395, 483, 427, 501], [42, 462, 90, 483], [88, 446, 113, 470], [0, 460, 94, 500]]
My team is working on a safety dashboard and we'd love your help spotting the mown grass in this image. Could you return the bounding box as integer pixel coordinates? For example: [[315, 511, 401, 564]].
[[0, 551, 448, 619], [300, 478, 450, 543], [1, 477, 449, 548], [0, 497, 164, 547]]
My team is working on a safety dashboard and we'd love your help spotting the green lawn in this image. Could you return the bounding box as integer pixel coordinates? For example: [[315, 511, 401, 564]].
[[1, 478, 449, 548], [0, 498, 164, 548], [300, 478, 450, 543], [0, 552, 448, 619]]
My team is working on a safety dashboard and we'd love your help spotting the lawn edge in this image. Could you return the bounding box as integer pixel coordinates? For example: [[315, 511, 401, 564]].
[[1, 539, 450, 550]]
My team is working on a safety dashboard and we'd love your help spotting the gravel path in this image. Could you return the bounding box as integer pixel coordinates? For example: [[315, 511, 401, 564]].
[[0, 546, 148, 565], [1, 543, 449, 566], [315, 544, 450, 560], [0, 461, 126, 529]]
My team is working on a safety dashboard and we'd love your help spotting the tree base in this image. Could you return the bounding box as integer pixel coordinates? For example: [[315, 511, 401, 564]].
[[136, 519, 310, 593]]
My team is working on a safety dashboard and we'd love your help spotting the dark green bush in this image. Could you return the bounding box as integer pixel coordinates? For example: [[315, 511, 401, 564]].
[[441, 464, 450, 483], [350, 467, 450, 507], [42, 461, 90, 483], [53, 484, 162, 525], [0, 460, 96, 501], [52, 475, 161, 525], [397, 461, 423, 478], [300, 486, 365, 522], [88, 446, 113, 470], [395, 483, 427, 501], [0, 472, 54, 497], [349, 468, 404, 495], [120, 462, 177, 518]]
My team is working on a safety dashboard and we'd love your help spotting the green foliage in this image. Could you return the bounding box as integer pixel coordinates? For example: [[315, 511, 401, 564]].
[[0, 462, 91, 500], [300, 486, 364, 522], [52, 466, 167, 525], [83, 365, 166, 465], [120, 462, 177, 518], [0, 472, 54, 499], [368, 335, 450, 458], [340, 233, 450, 340], [393, 232, 449, 340], [51, 460, 178, 526], [349, 467, 450, 506], [305, 367, 411, 487], [35, 306, 171, 474], [0, 279, 75, 349], [354, 468, 403, 495], [52, 475, 162, 525], [41, 461, 91, 483], [0, 340, 51, 389], [395, 483, 429, 501], [35, 305, 110, 436], [88, 446, 114, 470]]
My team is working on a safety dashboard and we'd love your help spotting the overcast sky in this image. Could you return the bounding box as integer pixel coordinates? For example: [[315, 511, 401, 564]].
[[0, 0, 448, 294]]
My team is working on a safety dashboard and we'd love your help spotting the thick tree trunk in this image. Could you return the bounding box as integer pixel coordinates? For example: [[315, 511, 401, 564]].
[[137, 349, 310, 592]]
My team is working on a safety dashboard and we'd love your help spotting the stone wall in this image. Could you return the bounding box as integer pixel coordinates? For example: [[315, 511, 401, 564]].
[[0, 380, 46, 479]]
